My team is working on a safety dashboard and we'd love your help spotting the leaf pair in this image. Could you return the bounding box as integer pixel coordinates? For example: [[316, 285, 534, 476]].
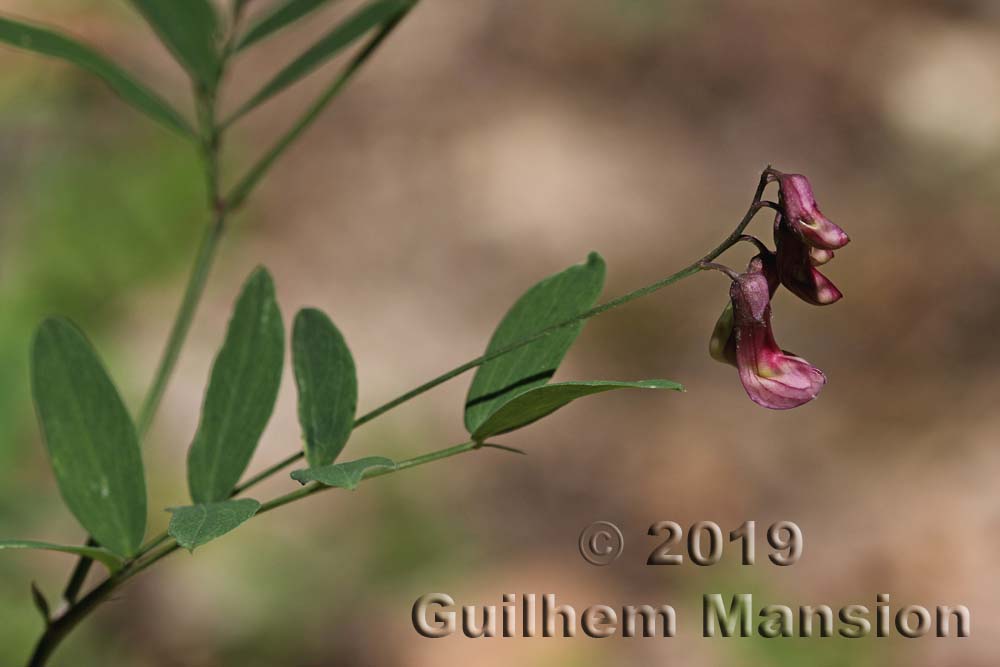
[[172, 273, 359, 550], [26, 279, 280, 562], [464, 253, 683, 441]]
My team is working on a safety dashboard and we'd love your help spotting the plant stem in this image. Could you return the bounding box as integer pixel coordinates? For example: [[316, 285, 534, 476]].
[[230, 168, 774, 496], [30, 8, 427, 664], [29, 438, 482, 667], [27, 167, 774, 667], [257, 440, 480, 512]]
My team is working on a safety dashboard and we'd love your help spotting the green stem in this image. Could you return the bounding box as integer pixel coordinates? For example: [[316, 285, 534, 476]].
[[137, 217, 225, 435], [230, 169, 773, 496], [35, 165, 774, 665], [257, 440, 479, 512], [32, 6, 422, 665], [34, 437, 482, 665]]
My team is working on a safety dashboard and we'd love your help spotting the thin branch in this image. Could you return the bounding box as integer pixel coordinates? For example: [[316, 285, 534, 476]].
[[31, 166, 777, 666]]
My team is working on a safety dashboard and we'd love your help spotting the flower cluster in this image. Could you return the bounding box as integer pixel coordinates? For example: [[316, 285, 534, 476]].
[[709, 171, 849, 409]]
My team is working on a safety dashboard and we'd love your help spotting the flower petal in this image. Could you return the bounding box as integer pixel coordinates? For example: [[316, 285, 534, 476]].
[[778, 173, 850, 250], [775, 215, 844, 306]]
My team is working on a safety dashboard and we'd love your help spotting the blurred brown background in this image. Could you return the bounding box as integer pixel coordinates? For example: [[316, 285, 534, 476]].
[[1, 0, 998, 665]]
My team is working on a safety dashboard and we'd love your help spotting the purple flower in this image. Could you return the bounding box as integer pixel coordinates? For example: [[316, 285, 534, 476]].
[[778, 173, 850, 250], [774, 213, 843, 306], [710, 252, 777, 367], [719, 261, 826, 409]]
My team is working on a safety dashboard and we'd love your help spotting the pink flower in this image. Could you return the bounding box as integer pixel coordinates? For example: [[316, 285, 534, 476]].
[[727, 263, 826, 409], [774, 213, 843, 306], [778, 173, 850, 250], [710, 252, 777, 367]]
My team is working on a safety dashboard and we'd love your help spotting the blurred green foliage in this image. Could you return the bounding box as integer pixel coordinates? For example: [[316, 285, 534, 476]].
[[0, 51, 203, 660]]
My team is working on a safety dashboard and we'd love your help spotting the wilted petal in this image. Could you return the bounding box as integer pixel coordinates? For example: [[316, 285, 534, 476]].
[[774, 214, 843, 306], [730, 271, 827, 409], [778, 173, 850, 250]]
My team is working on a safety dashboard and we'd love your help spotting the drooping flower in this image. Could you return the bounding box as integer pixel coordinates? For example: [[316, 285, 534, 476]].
[[777, 173, 850, 250], [727, 263, 826, 409], [709, 251, 778, 367], [773, 213, 843, 306]]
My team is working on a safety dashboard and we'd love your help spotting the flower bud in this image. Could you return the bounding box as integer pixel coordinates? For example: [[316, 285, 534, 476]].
[[729, 270, 826, 409], [778, 173, 850, 250], [774, 214, 843, 306]]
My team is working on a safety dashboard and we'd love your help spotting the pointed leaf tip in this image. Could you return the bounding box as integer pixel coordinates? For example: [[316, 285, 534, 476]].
[[30, 582, 50, 625], [471, 379, 684, 441]]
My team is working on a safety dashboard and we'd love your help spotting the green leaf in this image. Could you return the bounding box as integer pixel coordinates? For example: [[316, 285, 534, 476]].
[[231, 0, 408, 120], [0, 540, 124, 574], [472, 380, 684, 441], [0, 16, 193, 137], [167, 499, 261, 552], [236, 0, 340, 52], [290, 456, 396, 490], [126, 0, 220, 89], [292, 309, 358, 468], [187, 268, 284, 504], [31, 318, 147, 558], [464, 252, 606, 435]]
